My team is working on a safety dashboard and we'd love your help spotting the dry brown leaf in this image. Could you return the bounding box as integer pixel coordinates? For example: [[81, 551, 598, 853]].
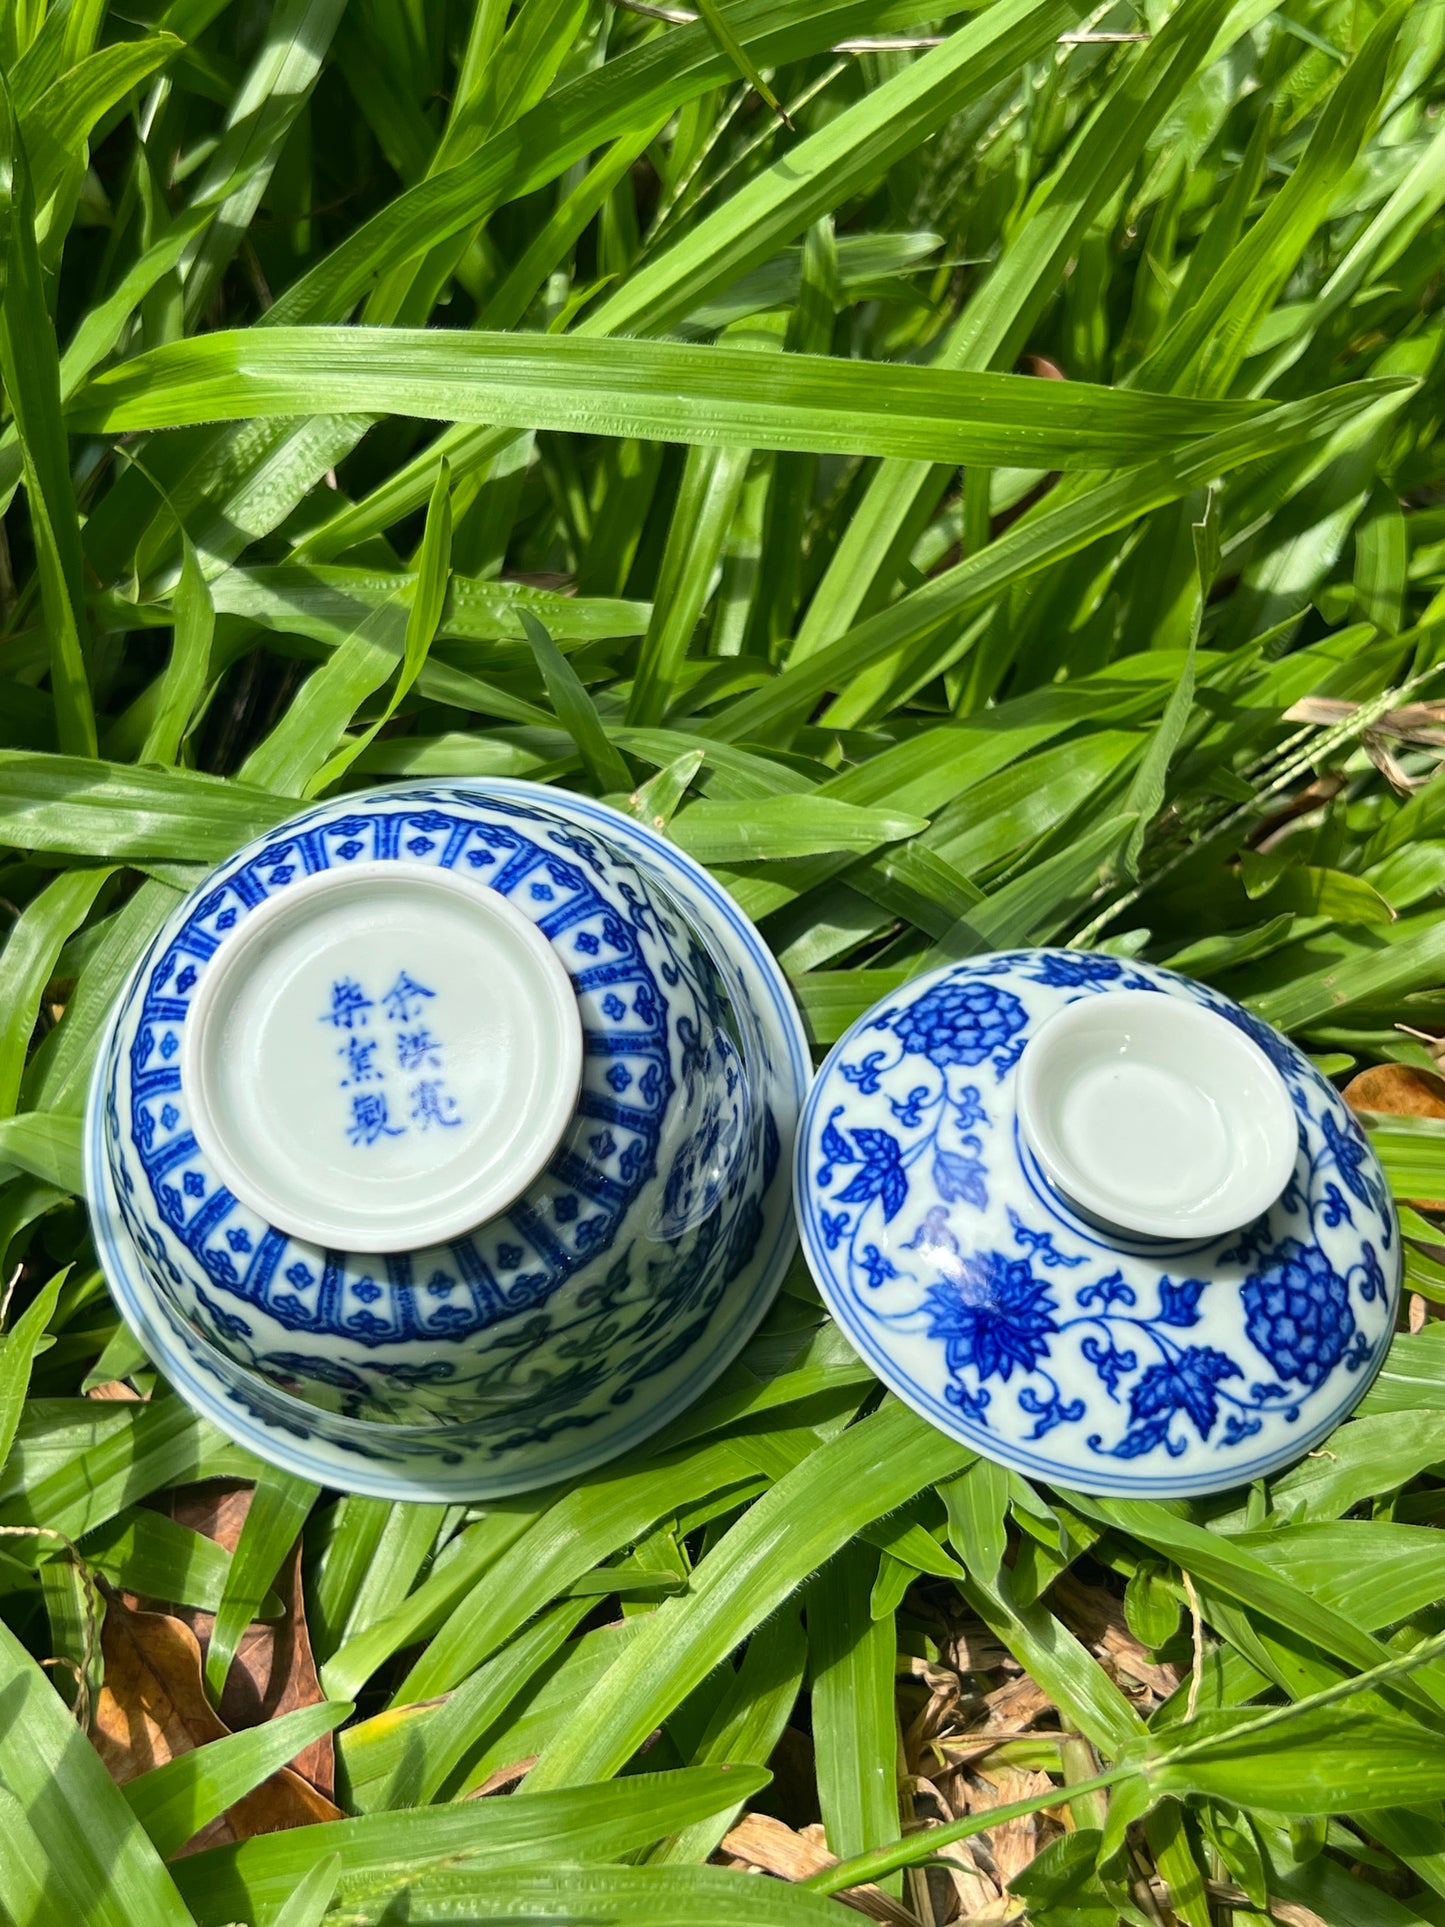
[[90, 1597, 342, 1856], [466, 1755, 537, 1798], [92, 1603, 229, 1775], [948, 1628, 1009, 1675], [221, 1543, 334, 1796], [981, 1670, 1054, 1728], [152, 1484, 334, 1800], [926, 1674, 1053, 1773], [84, 1380, 142, 1402], [1048, 1572, 1179, 1701], [929, 1836, 998, 1918], [1344, 1063, 1445, 1119], [1282, 696, 1445, 744], [905, 1776, 998, 1920], [970, 1767, 1054, 1888], [900, 1657, 969, 1770], [163, 1480, 254, 1556], [721, 1815, 923, 1927], [725, 1812, 834, 1880], [1265, 1901, 1330, 1927], [1345, 1065, 1445, 1211]]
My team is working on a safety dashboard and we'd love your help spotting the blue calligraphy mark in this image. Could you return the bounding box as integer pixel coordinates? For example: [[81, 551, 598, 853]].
[[396, 1027, 443, 1072], [411, 1078, 461, 1131], [341, 1035, 381, 1085], [347, 1092, 404, 1145], [323, 977, 373, 1029], [382, 971, 436, 1024]]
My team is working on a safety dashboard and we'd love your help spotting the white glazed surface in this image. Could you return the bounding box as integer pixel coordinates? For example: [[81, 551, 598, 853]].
[[796, 948, 1399, 1497], [1016, 989, 1299, 1241], [183, 860, 584, 1252], [87, 781, 808, 1500]]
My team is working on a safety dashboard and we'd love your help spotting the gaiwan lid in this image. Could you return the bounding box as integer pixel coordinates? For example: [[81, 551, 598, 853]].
[[795, 949, 1400, 1497]]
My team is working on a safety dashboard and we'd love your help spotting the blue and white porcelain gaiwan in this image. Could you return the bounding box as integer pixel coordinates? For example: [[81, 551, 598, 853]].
[[85, 781, 807, 1500], [796, 950, 1399, 1496]]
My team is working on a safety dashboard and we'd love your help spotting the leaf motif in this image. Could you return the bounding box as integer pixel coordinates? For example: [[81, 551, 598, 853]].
[[1155, 1278, 1206, 1327], [933, 1148, 988, 1208]]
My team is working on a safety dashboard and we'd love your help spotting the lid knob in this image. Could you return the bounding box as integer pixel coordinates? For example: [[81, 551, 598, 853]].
[[1015, 989, 1297, 1242], [181, 862, 583, 1253]]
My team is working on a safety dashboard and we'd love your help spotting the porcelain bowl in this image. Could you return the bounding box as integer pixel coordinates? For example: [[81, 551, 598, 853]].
[[85, 781, 808, 1499]]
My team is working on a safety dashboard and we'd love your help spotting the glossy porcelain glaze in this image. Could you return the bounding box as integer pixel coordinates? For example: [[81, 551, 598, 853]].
[[87, 781, 808, 1499], [796, 948, 1399, 1496]]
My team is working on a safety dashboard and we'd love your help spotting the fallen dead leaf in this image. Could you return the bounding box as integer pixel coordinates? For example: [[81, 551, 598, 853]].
[[90, 1597, 342, 1856], [725, 1812, 832, 1880], [720, 1814, 923, 1927], [1345, 1065, 1445, 1210], [970, 1766, 1055, 1888], [1048, 1572, 1180, 1702], [905, 1775, 998, 1919], [155, 1483, 334, 1799], [162, 1481, 254, 1558], [1283, 696, 1445, 745], [220, 1543, 334, 1796], [84, 1380, 143, 1402], [1344, 1062, 1445, 1119], [92, 1603, 227, 1771], [467, 1755, 538, 1798], [982, 1669, 1055, 1727]]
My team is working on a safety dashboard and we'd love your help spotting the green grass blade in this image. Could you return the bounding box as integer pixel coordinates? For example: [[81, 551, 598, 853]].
[[394, 1441, 753, 1703], [0, 1270, 62, 1472], [70, 330, 1265, 467], [401, 1599, 589, 1808], [26, 878, 182, 1115], [171, 1767, 770, 1927], [526, 1402, 971, 1790], [124, 1704, 351, 1860], [305, 459, 453, 794], [0, 1110, 84, 1192], [652, 1608, 807, 1864], [710, 380, 1405, 743], [319, 1503, 551, 1703], [179, 0, 348, 326], [668, 797, 927, 864], [586, 0, 1083, 342], [0, 74, 95, 757], [1134, 0, 1412, 396], [0, 752, 288, 860], [0, 1617, 198, 1927], [80, 1506, 240, 1615], [0, 866, 112, 1120], [263, 0, 966, 330], [23, 35, 181, 228], [268, 1853, 341, 1927], [627, 441, 753, 727], [809, 1541, 902, 1883], [205, 1469, 320, 1698], [520, 609, 634, 794], [692, 0, 790, 125], [140, 538, 214, 767], [791, 0, 1241, 670]]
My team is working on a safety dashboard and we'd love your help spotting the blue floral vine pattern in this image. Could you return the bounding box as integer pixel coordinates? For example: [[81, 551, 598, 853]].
[[803, 949, 1399, 1483], [104, 787, 775, 1444]]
